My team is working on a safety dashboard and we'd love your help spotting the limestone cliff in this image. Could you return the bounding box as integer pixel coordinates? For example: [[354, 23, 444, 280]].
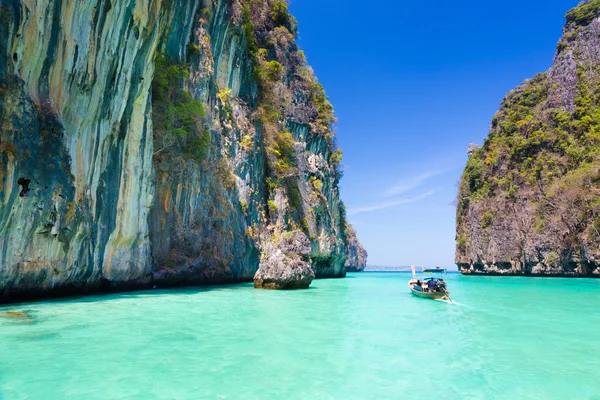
[[456, 0, 600, 277], [344, 223, 367, 272], [0, 0, 364, 301]]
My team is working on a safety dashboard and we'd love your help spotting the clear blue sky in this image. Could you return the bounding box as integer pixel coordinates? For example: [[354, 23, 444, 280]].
[[288, 0, 578, 268]]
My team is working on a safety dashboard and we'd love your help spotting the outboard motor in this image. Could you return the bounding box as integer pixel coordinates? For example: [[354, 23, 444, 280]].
[[436, 279, 447, 292]]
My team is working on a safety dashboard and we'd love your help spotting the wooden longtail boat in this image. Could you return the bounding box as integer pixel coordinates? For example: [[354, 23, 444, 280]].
[[408, 266, 451, 300]]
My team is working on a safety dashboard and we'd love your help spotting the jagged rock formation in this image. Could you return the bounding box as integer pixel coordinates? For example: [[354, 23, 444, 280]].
[[344, 223, 367, 272], [254, 230, 314, 289], [0, 0, 365, 301], [456, 0, 600, 277]]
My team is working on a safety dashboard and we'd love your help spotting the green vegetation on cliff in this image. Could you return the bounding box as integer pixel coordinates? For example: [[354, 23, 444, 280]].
[[0, 0, 358, 301], [566, 0, 600, 27], [270, 0, 298, 34], [240, 0, 343, 233], [459, 65, 600, 221], [241, 0, 336, 144], [152, 53, 209, 163], [456, 0, 600, 276]]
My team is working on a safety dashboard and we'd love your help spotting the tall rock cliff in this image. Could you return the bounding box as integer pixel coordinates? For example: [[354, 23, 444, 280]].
[[456, 1, 600, 277], [0, 0, 364, 301], [344, 223, 367, 272]]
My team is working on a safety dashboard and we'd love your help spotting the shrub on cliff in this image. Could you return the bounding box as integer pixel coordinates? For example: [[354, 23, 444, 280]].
[[270, 1, 298, 34], [185, 129, 211, 163], [565, 0, 600, 27], [298, 66, 336, 140], [152, 53, 209, 163], [481, 211, 494, 228], [242, 7, 259, 58], [271, 132, 297, 178]]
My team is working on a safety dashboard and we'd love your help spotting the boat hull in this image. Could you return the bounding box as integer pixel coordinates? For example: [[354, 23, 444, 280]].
[[409, 287, 448, 300], [408, 269, 450, 300]]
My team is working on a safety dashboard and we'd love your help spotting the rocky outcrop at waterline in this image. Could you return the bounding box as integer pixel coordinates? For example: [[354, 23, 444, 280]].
[[0, 0, 365, 302], [254, 230, 314, 289], [344, 223, 367, 272], [456, 0, 600, 277]]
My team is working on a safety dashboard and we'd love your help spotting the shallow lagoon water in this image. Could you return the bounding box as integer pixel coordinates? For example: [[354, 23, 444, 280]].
[[1, 272, 599, 399]]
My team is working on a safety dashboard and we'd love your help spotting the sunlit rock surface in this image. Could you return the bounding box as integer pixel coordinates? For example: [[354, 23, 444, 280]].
[[0, 0, 364, 301], [254, 230, 314, 289], [344, 223, 367, 272], [456, 1, 600, 277]]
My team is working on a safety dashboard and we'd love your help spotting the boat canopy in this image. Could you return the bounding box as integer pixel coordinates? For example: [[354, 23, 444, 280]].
[[423, 268, 446, 273]]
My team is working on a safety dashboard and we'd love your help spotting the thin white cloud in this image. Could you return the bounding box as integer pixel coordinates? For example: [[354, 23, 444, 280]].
[[385, 166, 457, 197], [349, 221, 396, 229], [348, 190, 436, 216]]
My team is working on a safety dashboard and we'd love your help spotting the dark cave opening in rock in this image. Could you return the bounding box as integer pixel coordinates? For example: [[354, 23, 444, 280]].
[[17, 178, 31, 197]]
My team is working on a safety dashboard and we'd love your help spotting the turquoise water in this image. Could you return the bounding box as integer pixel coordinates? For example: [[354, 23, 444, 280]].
[[1, 272, 599, 399]]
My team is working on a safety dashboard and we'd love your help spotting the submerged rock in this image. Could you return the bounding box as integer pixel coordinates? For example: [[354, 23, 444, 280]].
[[1, 311, 27, 318], [0, 311, 33, 322], [254, 231, 315, 290]]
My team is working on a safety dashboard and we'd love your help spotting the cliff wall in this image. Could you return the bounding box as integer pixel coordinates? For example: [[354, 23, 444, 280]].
[[0, 0, 364, 301], [344, 223, 367, 272], [456, 1, 600, 277]]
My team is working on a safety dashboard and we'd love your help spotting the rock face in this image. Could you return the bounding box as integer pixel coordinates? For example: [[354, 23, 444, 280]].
[[0, 0, 365, 301], [254, 230, 314, 289], [456, 1, 600, 277], [344, 223, 368, 272]]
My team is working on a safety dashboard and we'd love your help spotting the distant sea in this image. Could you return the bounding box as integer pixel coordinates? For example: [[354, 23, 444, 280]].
[[1, 273, 598, 399], [365, 265, 459, 272]]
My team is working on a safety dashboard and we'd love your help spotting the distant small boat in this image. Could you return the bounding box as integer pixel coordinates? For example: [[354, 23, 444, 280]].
[[408, 266, 450, 300]]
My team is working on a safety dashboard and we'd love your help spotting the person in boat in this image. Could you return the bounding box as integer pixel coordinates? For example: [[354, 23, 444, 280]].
[[412, 279, 422, 291], [427, 278, 437, 292]]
